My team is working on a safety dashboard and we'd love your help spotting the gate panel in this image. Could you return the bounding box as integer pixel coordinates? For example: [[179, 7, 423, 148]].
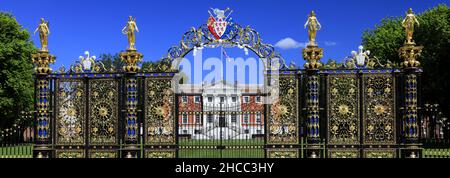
[[145, 77, 176, 158], [88, 79, 119, 145], [326, 73, 360, 157], [267, 73, 299, 158], [327, 74, 360, 144], [362, 73, 396, 145], [55, 79, 86, 145]]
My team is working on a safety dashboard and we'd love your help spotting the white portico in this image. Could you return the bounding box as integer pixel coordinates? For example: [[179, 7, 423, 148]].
[[178, 81, 265, 140]]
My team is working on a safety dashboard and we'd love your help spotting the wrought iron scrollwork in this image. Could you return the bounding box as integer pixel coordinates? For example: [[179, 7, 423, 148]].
[[268, 75, 298, 144], [56, 80, 85, 145], [88, 79, 118, 145], [145, 78, 175, 144], [327, 75, 359, 144], [363, 74, 395, 144], [162, 23, 287, 70]]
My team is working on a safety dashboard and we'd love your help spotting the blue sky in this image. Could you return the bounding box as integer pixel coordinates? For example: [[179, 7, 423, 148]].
[[1, 0, 447, 71]]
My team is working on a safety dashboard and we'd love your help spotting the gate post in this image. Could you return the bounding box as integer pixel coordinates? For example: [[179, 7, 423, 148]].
[[120, 49, 142, 158], [302, 44, 323, 158], [32, 49, 56, 158], [398, 8, 423, 158], [399, 40, 423, 158]]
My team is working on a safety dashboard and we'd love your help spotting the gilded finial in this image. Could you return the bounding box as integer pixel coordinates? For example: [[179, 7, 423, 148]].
[[34, 18, 50, 52], [402, 8, 420, 45], [122, 16, 139, 50], [304, 11, 321, 47]]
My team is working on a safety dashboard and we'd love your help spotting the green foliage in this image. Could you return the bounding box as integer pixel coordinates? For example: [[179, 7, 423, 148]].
[[362, 4, 450, 115], [97, 53, 124, 72], [0, 13, 36, 128]]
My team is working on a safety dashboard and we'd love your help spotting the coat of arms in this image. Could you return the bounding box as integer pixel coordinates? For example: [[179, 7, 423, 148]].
[[207, 8, 233, 40]]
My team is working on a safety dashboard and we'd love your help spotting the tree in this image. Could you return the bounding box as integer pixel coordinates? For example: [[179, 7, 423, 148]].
[[362, 4, 450, 116], [97, 53, 124, 72], [0, 13, 36, 128]]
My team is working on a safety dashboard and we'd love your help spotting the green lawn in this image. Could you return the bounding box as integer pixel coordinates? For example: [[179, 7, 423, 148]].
[[178, 139, 265, 158], [0, 144, 33, 158]]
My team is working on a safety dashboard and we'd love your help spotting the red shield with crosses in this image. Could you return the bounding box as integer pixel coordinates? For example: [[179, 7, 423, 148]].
[[213, 18, 228, 38], [208, 16, 228, 40]]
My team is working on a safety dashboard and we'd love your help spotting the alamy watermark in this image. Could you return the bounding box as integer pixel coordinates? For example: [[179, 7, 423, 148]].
[[169, 48, 280, 104]]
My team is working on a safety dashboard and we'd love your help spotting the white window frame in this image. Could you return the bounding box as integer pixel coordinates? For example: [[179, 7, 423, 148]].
[[243, 114, 250, 124], [256, 113, 262, 123], [182, 114, 188, 124], [182, 96, 188, 103], [195, 114, 201, 124], [243, 96, 250, 103], [231, 96, 237, 103], [194, 96, 201, 103], [231, 115, 237, 123], [207, 96, 213, 103], [256, 96, 262, 103], [207, 114, 213, 123]]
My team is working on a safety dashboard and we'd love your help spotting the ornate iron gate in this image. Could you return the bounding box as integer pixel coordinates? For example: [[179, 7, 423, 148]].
[[32, 8, 426, 158], [53, 75, 121, 158], [325, 70, 398, 158]]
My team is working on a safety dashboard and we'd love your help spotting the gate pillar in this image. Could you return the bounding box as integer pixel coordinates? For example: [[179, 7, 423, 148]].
[[399, 42, 423, 158], [302, 44, 324, 158], [120, 49, 143, 158], [398, 8, 423, 158], [32, 50, 56, 158]]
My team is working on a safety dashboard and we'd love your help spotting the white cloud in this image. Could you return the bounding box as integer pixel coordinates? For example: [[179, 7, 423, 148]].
[[275, 38, 307, 49], [324, 41, 337, 46]]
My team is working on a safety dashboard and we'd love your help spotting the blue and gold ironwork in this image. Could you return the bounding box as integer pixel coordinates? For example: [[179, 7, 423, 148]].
[[89, 150, 117, 158], [362, 74, 396, 145], [146, 150, 176, 158], [328, 149, 359, 158], [162, 8, 287, 70], [64, 51, 108, 73], [268, 74, 299, 145], [88, 79, 119, 145], [327, 74, 359, 145], [398, 8, 423, 158], [125, 78, 138, 142], [120, 49, 143, 73], [267, 149, 299, 158], [404, 74, 419, 141], [55, 150, 85, 158], [145, 78, 175, 145], [55, 80, 85, 145], [120, 48, 142, 146], [302, 46, 323, 70], [399, 44, 422, 69], [306, 75, 320, 142], [32, 9, 433, 158], [302, 12, 324, 158], [363, 149, 396, 158], [32, 18, 56, 158]]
